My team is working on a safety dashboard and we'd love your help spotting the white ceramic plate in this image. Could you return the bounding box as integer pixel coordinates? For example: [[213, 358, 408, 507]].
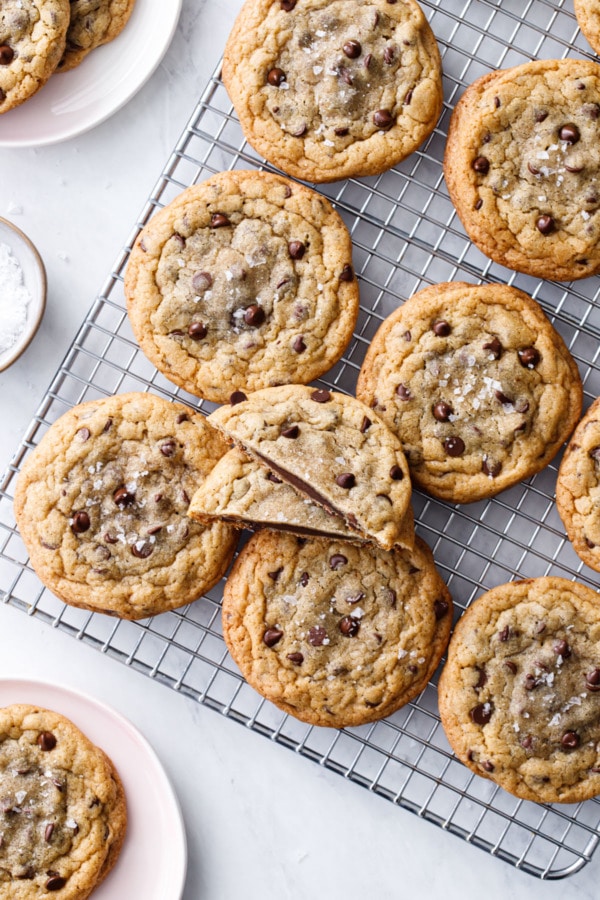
[[0, 218, 46, 372], [0, 0, 183, 147], [0, 678, 187, 899]]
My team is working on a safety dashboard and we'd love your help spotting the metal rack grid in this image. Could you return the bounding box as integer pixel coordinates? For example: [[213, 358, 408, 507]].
[[2, 0, 600, 880]]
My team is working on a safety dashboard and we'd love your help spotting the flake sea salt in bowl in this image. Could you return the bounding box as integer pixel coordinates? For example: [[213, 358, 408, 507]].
[[0, 218, 46, 372]]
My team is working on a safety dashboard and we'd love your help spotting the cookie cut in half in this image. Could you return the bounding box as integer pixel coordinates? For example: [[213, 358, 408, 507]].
[[222, 0, 443, 182], [0, 703, 126, 899], [124, 170, 359, 403], [439, 577, 600, 804], [207, 384, 413, 551], [444, 58, 600, 280], [557, 397, 600, 572], [58, 0, 137, 72], [188, 447, 414, 548], [0, 0, 70, 113], [356, 282, 582, 503], [223, 531, 452, 728], [14, 392, 237, 620]]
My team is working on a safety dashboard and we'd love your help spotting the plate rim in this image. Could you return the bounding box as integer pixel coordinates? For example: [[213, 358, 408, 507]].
[[0, 675, 188, 899], [0, 0, 184, 149]]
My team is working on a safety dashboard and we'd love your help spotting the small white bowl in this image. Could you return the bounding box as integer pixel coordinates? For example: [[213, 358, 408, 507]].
[[0, 217, 46, 372]]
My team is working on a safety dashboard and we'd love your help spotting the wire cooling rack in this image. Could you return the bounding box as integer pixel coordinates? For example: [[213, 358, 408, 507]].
[[2, 0, 600, 880]]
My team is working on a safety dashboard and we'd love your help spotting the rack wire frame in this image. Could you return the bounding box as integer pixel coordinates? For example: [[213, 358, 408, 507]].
[[2, 0, 600, 880]]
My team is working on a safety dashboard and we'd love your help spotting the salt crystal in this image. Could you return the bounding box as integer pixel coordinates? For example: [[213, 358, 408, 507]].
[[398, 648, 408, 659], [313, 66, 323, 75], [323, 140, 335, 147], [7, 201, 23, 215], [0, 242, 32, 354]]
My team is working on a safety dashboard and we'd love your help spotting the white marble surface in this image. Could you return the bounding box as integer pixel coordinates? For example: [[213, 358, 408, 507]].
[[0, 2, 599, 898]]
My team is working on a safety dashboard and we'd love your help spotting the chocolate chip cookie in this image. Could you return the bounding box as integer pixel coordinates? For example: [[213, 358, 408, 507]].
[[188, 446, 415, 548], [223, 531, 452, 728], [14, 392, 237, 620], [59, 0, 136, 72], [0, 0, 70, 113], [575, 0, 600, 57], [444, 58, 600, 280], [356, 282, 582, 503], [556, 397, 600, 572], [0, 703, 126, 899], [222, 0, 443, 182], [439, 577, 600, 803], [124, 170, 359, 403], [208, 384, 413, 551]]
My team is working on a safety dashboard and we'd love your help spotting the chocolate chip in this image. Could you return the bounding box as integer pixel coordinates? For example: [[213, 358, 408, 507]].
[[524, 673, 539, 690], [46, 876, 67, 891], [292, 336, 306, 353], [113, 487, 135, 507], [470, 703, 493, 725], [434, 598, 449, 619], [268, 568, 283, 582], [383, 45, 395, 64], [210, 213, 230, 228], [172, 233, 185, 248], [280, 0, 296, 8], [432, 401, 452, 422], [339, 616, 360, 637], [329, 554, 347, 570], [586, 668, 600, 691], [504, 661, 517, 674], [475, 668, 488, 690], [336, 473, 355, 489], [498, 625, 511, 642], [494, 389, 513, 405], [45, 823, 54, 842], [536, 215, 555, 235], [408, 664, 418, 674], [71, 511, 90, 534], [146, 525, 162, 536], [160, 439, 177, 457], [518, 347, 540, 368], [263, 628, 283, 647], [433, 320, 451, 337], [244, 304, 265, 327], [373, 109, 394, 129], [286, 652, 304, 665], [76, 427, 91, 441], [267, 67, 286, 86], [553, 639, 571, 658], [299, 572, 309, 587], [288, 240, 305, 259], [482, 458, 502, 478], [131, 542, 153, 559], [472, 156, 489, 174], [266, 471, 282, 484], [403, 330, 411, 342], [16, 868, 34, 880], [360, 416, 372, 433], [404, 88, 413, 105], [390, 465, 404, 480], [104, 532, 118, 544], [565, 162, 584, 173], [192, 271, 212, 292], [0, 45, 14, 65], [230, 391, 247, 405], [528, 161, 541, 176], [346, 592, 365, 605], [340, 264, 354, 282], [535, 110, 548, 123], [37, 732, 57, 751], [444, 436, 465, 457], [281, 425, 299, 439], [494, 96, 501, 108], [559, 123, 580, 144], [561, 731, 580, 749], [481, 760, 495, 773], [311, 389, 331, 403], [291, 124, 307, 137], [590, 446, 600, 461], [334, 126, 350, 136], [308, 626, 328, 646], [396, 383, 411, 400], [343, 40, 361, 58], [340, 68, 353, 86], [475, 199, 483, 210], [188, 322, 207, 340]]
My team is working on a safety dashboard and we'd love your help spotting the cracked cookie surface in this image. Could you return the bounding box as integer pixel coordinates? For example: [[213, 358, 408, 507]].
[[14, 392, 237, 620], [439, 577, 600, 803], [444, 58, 600, 280], [0, 703, 126, 900], [356, 282, 582, 503], [557, 397, 600, 572], [222, 0, 442, 182], [0, 0, 70, 113], [208, 384, 413, 551], [124, 170, 359, 403], [223, 531, 452, 728], [188, 447, 414, 548], [59, 0, 136, 72], [575, 0, 600, 57]]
